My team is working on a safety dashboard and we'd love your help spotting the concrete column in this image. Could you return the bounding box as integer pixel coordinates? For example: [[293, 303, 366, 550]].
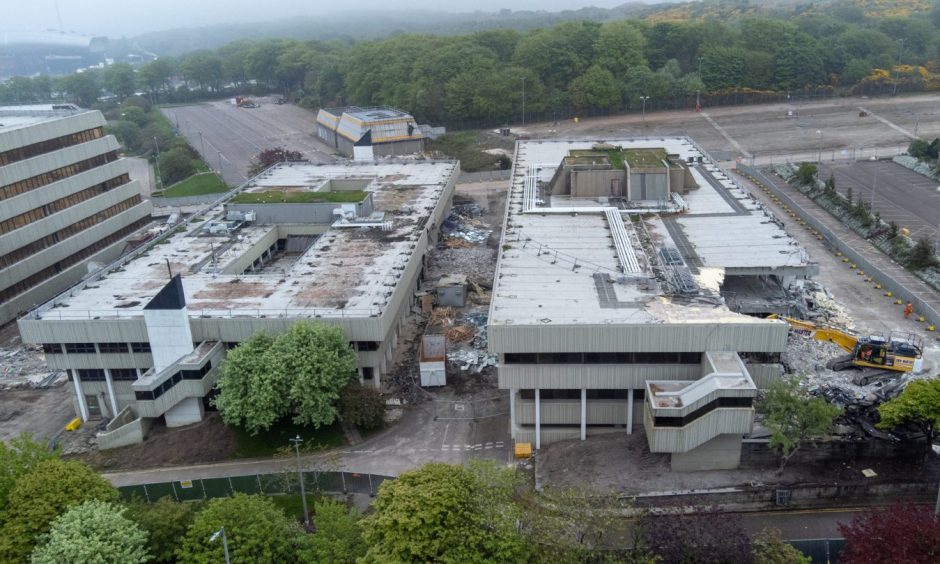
[[104, 369, 119, 418], [509, 388, 517, 439], [357, 366, 364, 384], [627, 389, 634, 435], [165, 397, 204, 427], [580, 388, 587, 440], [71, 371, 89, 421], [535, 388, 541, 450]]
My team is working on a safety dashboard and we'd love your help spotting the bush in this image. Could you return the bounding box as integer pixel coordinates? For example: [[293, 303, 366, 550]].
[[795, 163, 817, 185], [908, 237, 939, 270], [159, 148, 197, 186], [339, 382, 386, 430]]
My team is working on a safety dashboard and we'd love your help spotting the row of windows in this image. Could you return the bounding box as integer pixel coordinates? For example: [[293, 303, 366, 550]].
[[503, 352, 703, 365], [134, 361, 213, 401], [0, 216, 151, 306], [0, 194, 142, 270], [0, 173, 130, 236], [519, 389, 646, 401], [0, 150, 119, 202], [652, 396, 754, 428], [43, 341, 151, 354], [0, 127, 104, 167]]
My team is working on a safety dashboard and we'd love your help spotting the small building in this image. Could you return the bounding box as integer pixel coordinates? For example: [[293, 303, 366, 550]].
[[436, 274, 467, 307], [418, 333, 446, 387], [315, 106, 425, 158]]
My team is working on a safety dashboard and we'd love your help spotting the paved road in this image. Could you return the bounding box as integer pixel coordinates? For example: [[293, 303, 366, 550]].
[[160, 99, 337, 187], [818, 160, 940, 243]]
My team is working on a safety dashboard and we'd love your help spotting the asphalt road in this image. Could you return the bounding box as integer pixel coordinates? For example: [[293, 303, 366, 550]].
[[818, 160, 940, 244], [160, 98, 337, 187]]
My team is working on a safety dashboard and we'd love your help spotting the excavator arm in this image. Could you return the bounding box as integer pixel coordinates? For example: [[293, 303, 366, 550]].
[[767, 314, 857, 353]]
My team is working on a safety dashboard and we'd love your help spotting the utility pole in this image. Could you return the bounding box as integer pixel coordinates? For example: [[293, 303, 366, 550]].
[[199, 130, 206, 156], [816, 130, 822, 163], [210, 527, 231, 564], [290, 435, 311, 530], [521, 77, 526, 127], [218, 151, 223, 176], [153, 136, 162, 190], [893, 38, 905, 96], [871, 170, 878, 208], [640, 96, 650, 132]]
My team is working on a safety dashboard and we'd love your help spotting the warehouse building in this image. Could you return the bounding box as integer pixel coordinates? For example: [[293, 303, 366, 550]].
[[0, 105, 153, 326], [315, 106, 425, 158], [17, 159, 458, 448], [489, 138, 817, 471]]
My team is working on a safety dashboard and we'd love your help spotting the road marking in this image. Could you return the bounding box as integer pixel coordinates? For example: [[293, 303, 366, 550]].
[[495, 441, 504, 448], [858, 106, 917, 140], [701, 112, 753, 159]]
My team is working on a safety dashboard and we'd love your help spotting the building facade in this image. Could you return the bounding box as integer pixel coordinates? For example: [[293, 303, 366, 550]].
[[316, 106, 425, 158], [0, 105, 153, 325]]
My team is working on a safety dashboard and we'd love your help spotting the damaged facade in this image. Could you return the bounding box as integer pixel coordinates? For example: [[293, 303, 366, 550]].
[[489, 138, 818, 471]]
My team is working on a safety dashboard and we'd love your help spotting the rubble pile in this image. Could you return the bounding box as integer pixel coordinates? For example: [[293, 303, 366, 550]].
[[803, 282, 854, 329], [441, 204, 492, 245], [0, 341, 60, 389]]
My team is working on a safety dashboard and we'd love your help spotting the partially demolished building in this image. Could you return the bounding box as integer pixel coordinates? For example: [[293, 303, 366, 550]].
[[489, 138, 818, 470]]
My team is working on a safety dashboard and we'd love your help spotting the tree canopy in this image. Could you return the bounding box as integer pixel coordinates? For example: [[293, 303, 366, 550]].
[[30, 500, 149, 564], [762, 377, 841, 473], [878, 379, 940, 450], [839, 503, 940, 563], [0, 433, 58, 513], [214, 321, 358, 434], [297, 499, 366, 563], [125, 497, 200, 563]]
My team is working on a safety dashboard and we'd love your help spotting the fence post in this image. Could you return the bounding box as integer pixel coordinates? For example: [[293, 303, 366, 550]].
[[368, 474, 374, 497], [341, 472, 347, 494], [143, 484, 151, 503], [228, 477, 234, 496]]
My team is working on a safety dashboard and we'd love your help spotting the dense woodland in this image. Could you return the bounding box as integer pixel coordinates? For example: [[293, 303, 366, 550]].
[[6, 3, 940, 127]]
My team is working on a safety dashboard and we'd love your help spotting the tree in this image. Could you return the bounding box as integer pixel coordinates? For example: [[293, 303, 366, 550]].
[[214, 322, 358, 434], [641, 510, 754, 564], [58, 71, 100, 107], [176, 493, 300, 563], [296, 499, 366, 563], [107, 120, 142, 152], [0, 458, 118, 562], [908, 237, 940, 270], [138, 59, 173, 101], [839, 504, 940, 563], [30, 500, 149, 564], [752, 528, 811, 563], [159, 148, 197, 186], [762, 378, 841, 473], [247, 147, 304, 177], [595, 20, 647, 77], [795, 163, 817, 185], [361, 462, 528, 563], [339, 381, 386, 430], [0, 433, 58, 513], [569, 65, 622, 113], [878, 379, 940, 452], [105, 63, 137, 101], [125, 497, 200, 563]]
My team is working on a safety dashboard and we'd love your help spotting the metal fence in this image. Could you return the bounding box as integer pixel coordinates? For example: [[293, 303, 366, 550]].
[[788, 538, 845, 564], [117, 471, 394, 503], [738, 165, 940, 332]]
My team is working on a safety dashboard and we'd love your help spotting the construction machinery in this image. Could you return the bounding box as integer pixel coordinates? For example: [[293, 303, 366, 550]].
[[768, 315, 925, 374]]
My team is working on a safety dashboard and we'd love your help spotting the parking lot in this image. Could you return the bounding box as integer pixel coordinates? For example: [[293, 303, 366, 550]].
[[161, 98, 337, 186]]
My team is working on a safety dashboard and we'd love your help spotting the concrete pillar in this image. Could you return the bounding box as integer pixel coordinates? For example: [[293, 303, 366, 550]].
[[165, 397, 204, 427], [71, 371, 89, 421], [97, 393, 109, 418], [357, 366, 364, 384], [627, 389, 634, 435], [509, 388, 517, 439], [535, 388, 541, 450], [104, 369, 119, 418], [580, 388, 587, 440]]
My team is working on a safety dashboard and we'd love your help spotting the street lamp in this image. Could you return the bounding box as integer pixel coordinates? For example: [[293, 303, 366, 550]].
[[521, 77, 526, 127], [198, 130, 206, 156], [290, 435, 311, 530], [153, 136, 162, 190], [935, 187, 940, 256], [209, 527, 231, 564], [639, 96, 650, 132], [815, 130, 822, 163]]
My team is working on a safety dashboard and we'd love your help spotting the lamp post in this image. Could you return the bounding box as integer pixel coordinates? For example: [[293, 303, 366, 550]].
[[290, 435, 311, 530], [935, 187, 940, 256], [153, 136, 162, 190], [521, 77, 526, 127], [640, 96, 650, 132], [198, 130, 206, 156], [815, 130, 822, 163], [209, 527, 231, 564]]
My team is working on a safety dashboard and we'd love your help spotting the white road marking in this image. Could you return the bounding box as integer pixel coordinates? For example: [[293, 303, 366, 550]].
[[701, 112, 753, 159], [858, 107, 918, 140]]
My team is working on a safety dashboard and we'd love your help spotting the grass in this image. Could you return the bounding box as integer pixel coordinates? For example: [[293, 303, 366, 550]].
[[230, 190, 367, 204], [161, 173, 228, 197], [233, 419, 346, 459], [270, 493, 323, 520], [624, 148, 668, 168]]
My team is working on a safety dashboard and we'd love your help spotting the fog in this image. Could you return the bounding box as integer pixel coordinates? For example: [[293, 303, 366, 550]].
[[6, 0, 653, 37]]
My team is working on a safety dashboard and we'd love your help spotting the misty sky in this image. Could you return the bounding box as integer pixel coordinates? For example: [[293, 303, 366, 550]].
[[6, 0, 639, 37]]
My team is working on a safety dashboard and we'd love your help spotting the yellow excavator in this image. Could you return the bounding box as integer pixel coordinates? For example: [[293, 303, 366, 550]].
[[768, 314, 925, 374]]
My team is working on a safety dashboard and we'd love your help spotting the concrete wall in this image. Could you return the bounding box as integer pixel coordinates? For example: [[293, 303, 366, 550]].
[[499, 363, 700, 389], [644, 405, 754, 453], [516, 398, 643, 426], [0, 111, 105, 152], [570, 170, 624, 198], [225, 194, 373, 225], [97, 406, 152, 450], [629, 171, 669, 200], [670, 433, 743, 471]]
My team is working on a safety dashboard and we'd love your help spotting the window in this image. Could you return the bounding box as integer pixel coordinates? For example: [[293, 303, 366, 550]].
[[0, 150, 119, 202], [130, 342, 151, 353], [0, 174, 130, 236], [520, 389, 646, 401], [181, 361, 212, 380], [110, 368, 138, 381], [503, 352, 702, 365], [653, 396, 754, 428], [76, 369, 105, 381], [0, 127, 104, 166], [41, 343, 62, 354], [98, 342, 129, 354], [362, 367, 374, 380], [65, 343, 96, 354], [355, 341, 379, 351], [134, 390, 154, 401]]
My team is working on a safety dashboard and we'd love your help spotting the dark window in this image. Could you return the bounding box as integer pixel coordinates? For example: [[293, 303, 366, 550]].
[[362, 367, 374, 380], [503, 352, 702, 365], [98, 342, 129, 354], [134, 390, 154, 401], [181, 362, 211, 380], [356, 341, 379, 351], [130, 342, 151, 353], [76, 368, 105, 381], [0, 126, 104, 166], [110, 368, 138, 380], [65, 343, 96, 354], [520, 388, 647, 401], [41, 343, 62, 354], [653, 396, 753, 428]]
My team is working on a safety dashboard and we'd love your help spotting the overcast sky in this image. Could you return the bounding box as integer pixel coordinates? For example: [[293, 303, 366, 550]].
[[6, 0, 641, 37]]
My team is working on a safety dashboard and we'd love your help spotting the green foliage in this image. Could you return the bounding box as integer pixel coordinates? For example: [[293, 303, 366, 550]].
[[159, 147, 197, 186], [30, 500, 149, 564], [795, 163, 817, 185], [176, 493, 300, 563], [752, 528, 811, 563], [104, 63, 137, 101], [229, 190, 366, 204], [0, 433, 58, 513], [107, 120, 142, 150], [361, 462, 529, 563], [0, 458, 118, 562], [214, 322, 358, 435], [878, 379, 940, 449], [908, 237, 940, 269], [570, 65, 622, 113], [125, 497, 200, 563], [339, 381, 386, 430], [297, 499, 366, 563], [161, 173, 228, 197], [762, 378, 841, 472]]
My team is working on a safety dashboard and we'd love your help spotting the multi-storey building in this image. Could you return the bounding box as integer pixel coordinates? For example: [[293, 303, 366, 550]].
[[0, 105, 153, 325], [489, 138, 817, 471]]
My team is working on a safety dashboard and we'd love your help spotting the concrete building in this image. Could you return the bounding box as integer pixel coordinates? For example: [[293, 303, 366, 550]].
[[17, 160, 458, 448], [0, 31, 107, 77], [0, 105, 153, 326], [490, 138, 817, 470], [316, 106, 425, 158]]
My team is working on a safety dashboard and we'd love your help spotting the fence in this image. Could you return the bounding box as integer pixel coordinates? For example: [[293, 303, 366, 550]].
[[738, 165, 940, 332], [118, 470, 395, 503], [788, 538, 845, 563]]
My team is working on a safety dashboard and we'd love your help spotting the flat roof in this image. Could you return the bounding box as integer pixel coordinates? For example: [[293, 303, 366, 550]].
[[321, 106, 413, 122], [31, 161, 457, 321], [488, 138, 814, 327], [0, 104, 85, 133]]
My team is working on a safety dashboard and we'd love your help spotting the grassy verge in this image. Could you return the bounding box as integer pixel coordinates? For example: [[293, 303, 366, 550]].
[[427, 130, 512, 172], [159, 173, 228, 197], [270, 493, 323, 520], [230, 190, 367, 204], [233, 419, 346, 458]]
